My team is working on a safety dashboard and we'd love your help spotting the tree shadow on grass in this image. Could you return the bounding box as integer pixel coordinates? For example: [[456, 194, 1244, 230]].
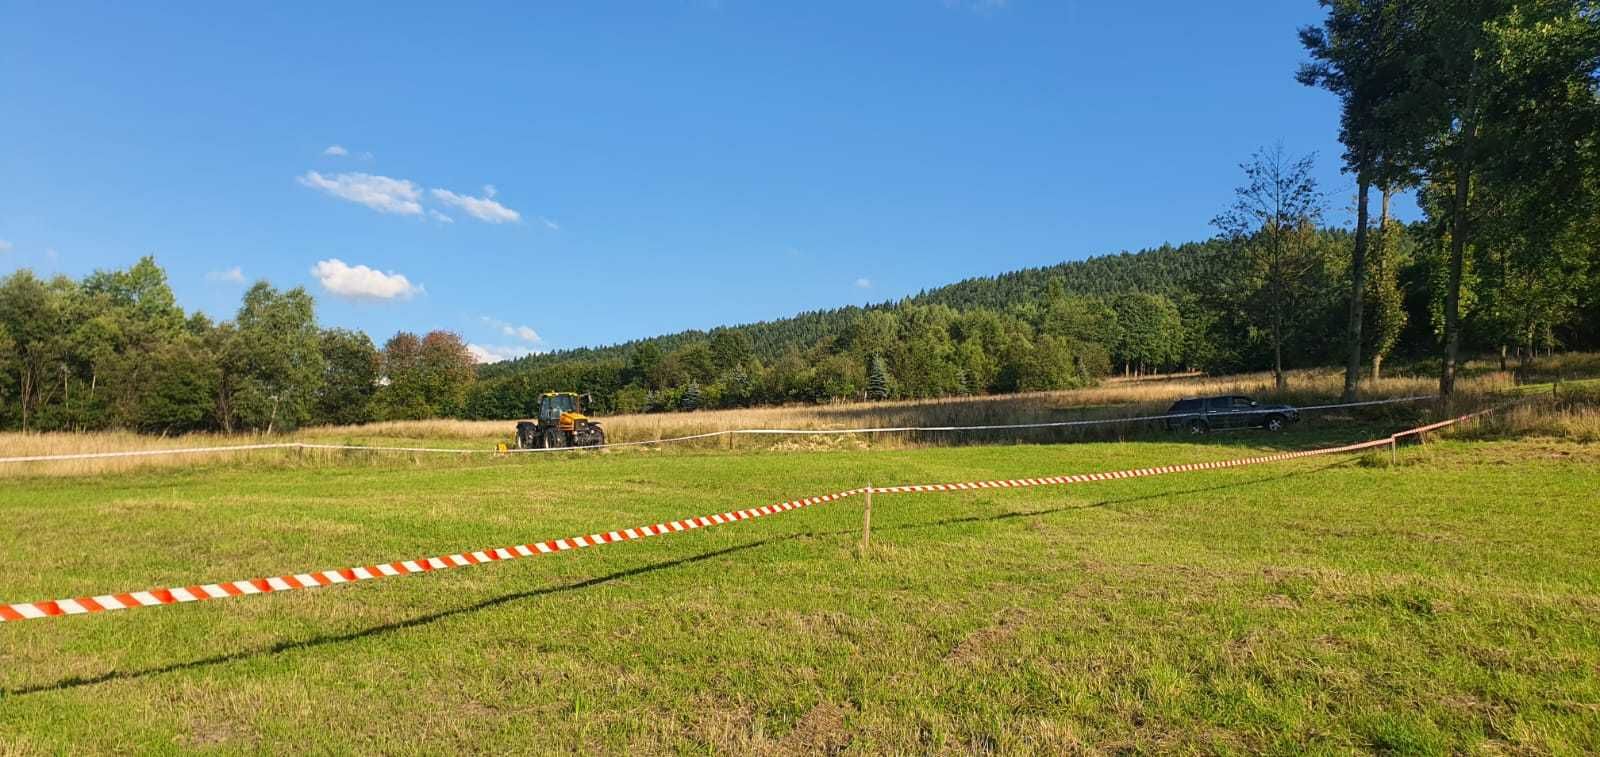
[[4, 459, 1350, 698]]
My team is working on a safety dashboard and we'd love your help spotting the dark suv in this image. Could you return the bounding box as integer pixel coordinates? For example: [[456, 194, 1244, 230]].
[[1165, 395, 1300, 434]]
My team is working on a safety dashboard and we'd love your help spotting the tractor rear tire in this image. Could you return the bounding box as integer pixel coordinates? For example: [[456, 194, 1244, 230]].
[[544, 429, 565, 449]]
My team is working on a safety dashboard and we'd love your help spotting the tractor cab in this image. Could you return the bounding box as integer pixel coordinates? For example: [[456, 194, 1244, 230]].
[[539, 392, 582, 424]]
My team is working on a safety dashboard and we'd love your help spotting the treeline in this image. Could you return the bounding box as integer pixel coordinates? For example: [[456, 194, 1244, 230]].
[[0, 258, 479, 433], [467, 285, 1199, 418], [467, 205, 1595, 417], [1297, 0, 1600, 397]]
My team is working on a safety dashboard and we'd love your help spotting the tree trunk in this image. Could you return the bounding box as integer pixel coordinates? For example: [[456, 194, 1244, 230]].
[[1372, 187, 1391, 384], [1499, 344, 1508, 372], [1273, 310, 1286, 394], [19, 369, 30, 432], [1343, 176, 1371, 402], [1271, 223, 1287, 395], [1441, 108, 1477, 397]]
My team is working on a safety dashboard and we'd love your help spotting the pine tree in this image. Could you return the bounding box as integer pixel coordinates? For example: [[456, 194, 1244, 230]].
[[954, 367, 973, 396], [866, 355, 891, 401], [726, 366, 754, 407], [680, 381, 702, 411]]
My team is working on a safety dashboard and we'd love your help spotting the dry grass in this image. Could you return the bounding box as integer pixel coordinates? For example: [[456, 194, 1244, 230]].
[[0, 360, 1560, 478], [551, 365, 1503, 446], [1467, 384, 1600, 443]]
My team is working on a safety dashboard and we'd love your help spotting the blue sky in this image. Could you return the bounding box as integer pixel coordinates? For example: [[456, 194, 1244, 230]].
[[0, 1, 1414, 361]]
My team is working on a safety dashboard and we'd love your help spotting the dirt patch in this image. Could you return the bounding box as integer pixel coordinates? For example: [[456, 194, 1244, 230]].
[[1259, 593, 1298, 610], [689, 700, 758, 753], [775, 702, 853, 755], [946, 607, 1030, 666], [180, 718, 258, 750]]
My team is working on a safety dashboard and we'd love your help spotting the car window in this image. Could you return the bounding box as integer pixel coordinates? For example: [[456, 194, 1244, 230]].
[[1231, 397, 1254, 409], [1170, 399, 1199, 413], [1206, 397, 1229, 411]]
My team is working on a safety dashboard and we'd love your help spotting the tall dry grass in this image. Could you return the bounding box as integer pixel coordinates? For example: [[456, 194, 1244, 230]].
[[587, 366, 1499, 443], [3, 363, 1533, 478], [1463, 383, 1600, 443]]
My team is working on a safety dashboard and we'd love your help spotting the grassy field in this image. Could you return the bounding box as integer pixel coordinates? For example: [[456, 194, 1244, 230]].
[[1, 421, 1597, 753]]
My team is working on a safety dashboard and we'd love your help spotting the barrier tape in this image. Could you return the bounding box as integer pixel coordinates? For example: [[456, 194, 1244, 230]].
[[0, 395, 1438, 464], [0, 402, 1501, 624], [0, 490, 864, 623]]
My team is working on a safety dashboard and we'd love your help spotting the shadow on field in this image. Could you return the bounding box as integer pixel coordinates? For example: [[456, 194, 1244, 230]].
[[5, 460, 1349, 698]]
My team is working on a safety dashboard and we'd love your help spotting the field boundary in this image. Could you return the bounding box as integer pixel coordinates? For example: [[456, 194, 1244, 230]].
[[0, 395, 1438, 465], [0, 401, 1503, 624]]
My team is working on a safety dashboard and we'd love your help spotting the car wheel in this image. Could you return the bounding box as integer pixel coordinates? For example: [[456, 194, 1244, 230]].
[[1264, 415, 1286, 432], [1187, 419, 1209, 435]]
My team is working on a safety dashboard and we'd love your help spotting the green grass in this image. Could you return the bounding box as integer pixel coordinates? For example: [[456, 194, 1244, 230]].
[[1, 428, 1597, 753]]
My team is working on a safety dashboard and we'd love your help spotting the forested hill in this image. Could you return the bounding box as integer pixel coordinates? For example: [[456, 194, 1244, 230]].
[[481, 240, 1216, 379], [908, 241, 1217, 310]]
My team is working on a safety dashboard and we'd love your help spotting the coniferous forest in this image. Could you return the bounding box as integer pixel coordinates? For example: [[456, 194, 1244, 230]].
[[2, 1, 1597, 432]]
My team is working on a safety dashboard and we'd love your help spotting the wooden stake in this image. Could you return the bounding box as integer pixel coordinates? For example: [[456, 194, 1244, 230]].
[[861, 484, 873, 551], [1390, 436, 1397, 466]]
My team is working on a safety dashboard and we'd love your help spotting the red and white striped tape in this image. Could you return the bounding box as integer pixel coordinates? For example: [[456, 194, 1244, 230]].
[[0, 406, 1503, 623], [870, 437, 1392, 494], [0, 490, 862, 622]]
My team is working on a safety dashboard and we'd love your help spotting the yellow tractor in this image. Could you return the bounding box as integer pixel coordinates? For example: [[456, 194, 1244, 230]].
[[516, 392, 606, 449]]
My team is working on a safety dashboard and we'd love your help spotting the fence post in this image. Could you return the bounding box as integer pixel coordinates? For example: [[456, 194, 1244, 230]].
[[861, 483, 873, 551]]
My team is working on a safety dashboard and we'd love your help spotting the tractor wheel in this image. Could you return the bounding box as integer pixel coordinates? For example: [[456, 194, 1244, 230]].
[[518, 425, 540, 449], [1187, 419, 1209, 435], [544, 429, 565, 449]]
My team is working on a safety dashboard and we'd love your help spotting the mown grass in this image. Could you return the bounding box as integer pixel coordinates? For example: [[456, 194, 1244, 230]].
[[0, 424, 1596, 753]]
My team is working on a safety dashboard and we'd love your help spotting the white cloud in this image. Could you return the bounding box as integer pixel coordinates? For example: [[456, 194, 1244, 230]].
[[481, 316, 543, 345], [430, 185, 521, 224], [298, 171, 423, 215], [0, 240, 12, 253], [429, 209, 455, 224], [323, 145, 349, 157], [538, 216, 560, 230], [206, 266, 245, 283], [310, 258, 423, 300], [467, 343, 537, 364], [855, 277, 873, 289]]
